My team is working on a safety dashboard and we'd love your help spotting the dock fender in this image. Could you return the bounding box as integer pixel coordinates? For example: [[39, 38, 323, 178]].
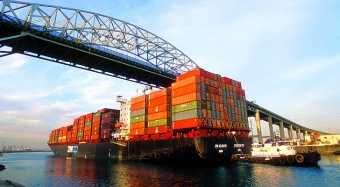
[[295, 153, 304, 164]]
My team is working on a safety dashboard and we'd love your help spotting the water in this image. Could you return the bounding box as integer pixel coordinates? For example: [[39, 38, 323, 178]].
[[0, 152, 340, 187]]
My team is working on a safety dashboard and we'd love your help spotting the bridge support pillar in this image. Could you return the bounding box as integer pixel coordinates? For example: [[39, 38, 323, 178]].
[[296, 128, 301, 140], [303, 131, 308, 142], [255, 109, 263, 144], [288, 125, 293, 139], [279, 121, 285, 140], [268, 116, 274, 141]]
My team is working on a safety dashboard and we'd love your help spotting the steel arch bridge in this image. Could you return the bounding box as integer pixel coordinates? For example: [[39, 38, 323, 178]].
[[0, 0, 198, 86]]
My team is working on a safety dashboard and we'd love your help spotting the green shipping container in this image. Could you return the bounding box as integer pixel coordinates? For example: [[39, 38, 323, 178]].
[[85, 121, 92, 127], [130, 115, 145, 123], [172, 109, 202, 121], [172, 101, 200, 113], [77, 132, 83, 137], [148, 118, 167, 127], [131, 108, 146, 117]]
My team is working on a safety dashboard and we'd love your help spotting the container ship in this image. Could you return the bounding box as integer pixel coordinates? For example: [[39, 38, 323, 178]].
[[48, 68, 252, 163]]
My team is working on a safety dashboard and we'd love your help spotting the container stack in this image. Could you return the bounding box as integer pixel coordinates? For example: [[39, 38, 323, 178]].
[[77, 116, 85, 142], [66, 125, 73, 143], [58, 127, 67, 144], [91, 111, 102, 143], [101, 109, 120, 141], [147, 89, 171, 137], [48, 130, 56, 145], [84, 113, 93, 142], [48, 108, 120, 146], [130, 95, 148, 136], [221, 77, 248, 130], [128, 68, 249, 140], [53, 129, 59, 144], [71, 119, 78, 143], [171, 68, 224, 130]]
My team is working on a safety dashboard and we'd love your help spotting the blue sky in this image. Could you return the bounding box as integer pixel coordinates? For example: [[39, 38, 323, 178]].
[[1, 0, 340, 148]]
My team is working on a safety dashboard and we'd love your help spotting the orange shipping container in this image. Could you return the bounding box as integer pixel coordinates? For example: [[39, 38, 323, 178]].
[[176, 68, 217, 81], [148, 96, 168, 107], [131, 95, 147, 104], [172, 93, 200, 105], [148, 104, 168, 114], [130, 101, 147, 111], [131, 122, 145, 129], [148, 112, 168, 121], [172, 83, 200, 98], [149, 89, 168, 100], [172, 76, 200, 89]]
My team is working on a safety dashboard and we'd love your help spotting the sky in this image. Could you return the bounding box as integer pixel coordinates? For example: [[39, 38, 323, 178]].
[[1, 0, 340, 149]]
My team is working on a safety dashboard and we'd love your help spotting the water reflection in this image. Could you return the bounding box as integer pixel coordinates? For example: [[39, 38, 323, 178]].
[[42, 155, 339, 187]]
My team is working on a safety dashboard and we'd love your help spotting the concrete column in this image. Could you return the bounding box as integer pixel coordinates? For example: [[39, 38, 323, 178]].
[[296, 128, 301, 140], [255, 109, 263, 144], [279, 121, 285, 140], [303, 131, 308, 141], [268, 116, 274, 141], [288, 125, 293, 139]]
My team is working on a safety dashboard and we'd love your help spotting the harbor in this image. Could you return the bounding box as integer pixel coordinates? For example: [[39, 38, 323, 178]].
[[1, 0, 340, 186]]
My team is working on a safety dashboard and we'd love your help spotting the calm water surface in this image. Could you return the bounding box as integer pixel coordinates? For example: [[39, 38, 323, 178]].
[[0, 152, 340, 187]]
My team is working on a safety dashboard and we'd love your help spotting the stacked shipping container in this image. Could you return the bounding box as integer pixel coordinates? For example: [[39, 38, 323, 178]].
[[91, 111, 102, 143], [77, 116, 85, 142], [84, 113, 93, 142], [171, 68, 248, 130], [129, 68, 249, 140], [48, 108, 120, 145], [147, 89, 171, 135], [101, 110, 120, 141], [130, 95, 148, 136]]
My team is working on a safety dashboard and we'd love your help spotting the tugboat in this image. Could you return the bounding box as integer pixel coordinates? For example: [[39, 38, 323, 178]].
[[248, 141, 321, 166]]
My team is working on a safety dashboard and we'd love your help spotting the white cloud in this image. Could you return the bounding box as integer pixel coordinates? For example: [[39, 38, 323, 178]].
[[0, 53, 27, 74]]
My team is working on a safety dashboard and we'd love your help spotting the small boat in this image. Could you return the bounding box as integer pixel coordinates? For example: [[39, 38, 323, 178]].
[[248, 141, 320, 166]]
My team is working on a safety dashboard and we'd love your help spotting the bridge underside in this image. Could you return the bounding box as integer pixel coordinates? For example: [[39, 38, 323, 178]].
[[0, 20, 176, 87]]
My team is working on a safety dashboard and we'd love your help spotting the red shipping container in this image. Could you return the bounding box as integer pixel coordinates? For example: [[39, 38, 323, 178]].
[[146, 126, 170, 135], [130, 128, 145, 136], [66, 125, 73, 143], [148, 112, 167, 121], [172, 118, 202, 130]]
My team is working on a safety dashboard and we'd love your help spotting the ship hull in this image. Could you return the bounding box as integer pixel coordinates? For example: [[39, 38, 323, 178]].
[[243, 152, 321, 166], [127, 136, 251, 163], [49, 142, 127, 160], [49, 136, 251, 163]]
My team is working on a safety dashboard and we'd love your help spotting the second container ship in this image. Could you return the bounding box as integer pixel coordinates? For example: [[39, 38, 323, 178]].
[[48, 68, 252, 163]]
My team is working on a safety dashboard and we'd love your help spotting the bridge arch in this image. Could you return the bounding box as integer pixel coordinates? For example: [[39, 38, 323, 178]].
[[0, 0, 198, 85]]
